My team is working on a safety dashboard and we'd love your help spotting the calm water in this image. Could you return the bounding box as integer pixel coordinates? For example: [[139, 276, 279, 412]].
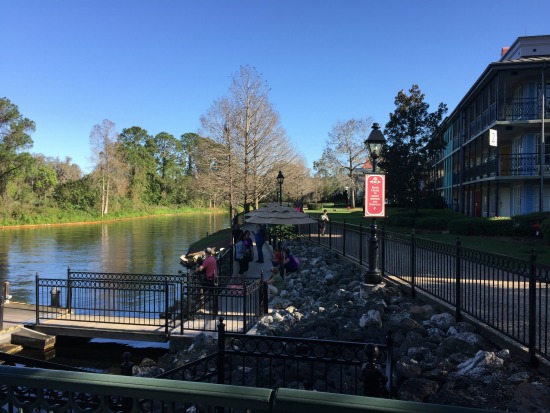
[[0, 213, 228, 304]]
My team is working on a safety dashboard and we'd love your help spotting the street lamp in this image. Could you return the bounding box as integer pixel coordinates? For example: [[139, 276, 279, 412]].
[[364, 123, 386, 284], [277, 171, 284, 205]]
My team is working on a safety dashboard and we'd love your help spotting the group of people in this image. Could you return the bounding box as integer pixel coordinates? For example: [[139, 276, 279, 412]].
[[230, 223, 303, 299], [233, 223, 267, 279]]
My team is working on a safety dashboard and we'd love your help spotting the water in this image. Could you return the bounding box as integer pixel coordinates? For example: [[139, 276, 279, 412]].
[[1, 213, 228, 371], [0, 213, 228, 304]]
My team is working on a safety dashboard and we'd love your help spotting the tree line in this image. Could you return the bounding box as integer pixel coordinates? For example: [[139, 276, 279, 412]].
[[1, 68, 448, 225], [1, 66, 320, 224]]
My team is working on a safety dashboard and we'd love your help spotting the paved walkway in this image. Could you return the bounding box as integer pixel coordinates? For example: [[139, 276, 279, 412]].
[[235, 224, 276, 281]]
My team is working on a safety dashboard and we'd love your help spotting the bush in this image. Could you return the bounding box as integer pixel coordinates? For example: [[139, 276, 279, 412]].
[[415, 217, 449, 231], [385, 215, 416, 227], [512, 212, 550, 236], [448, 217, 514, 236], [307, 203, 323, 210]]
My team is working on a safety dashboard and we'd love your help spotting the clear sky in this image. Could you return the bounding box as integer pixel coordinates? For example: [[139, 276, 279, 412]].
[[2, 0, 549, 174]]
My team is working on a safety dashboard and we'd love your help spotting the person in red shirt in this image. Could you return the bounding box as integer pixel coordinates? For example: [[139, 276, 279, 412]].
[[197, 247, 218, 312]]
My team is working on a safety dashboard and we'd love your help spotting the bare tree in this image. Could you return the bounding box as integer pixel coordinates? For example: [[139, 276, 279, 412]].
[[322, 117, 373, 208], [201, 66, 301, 210], [89, 119, 127, 215]]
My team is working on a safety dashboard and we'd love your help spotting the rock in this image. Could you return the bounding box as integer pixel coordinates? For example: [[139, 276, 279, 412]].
[[410, 304, 436, 321], [397, 378, 440, 402], [511, 381, 550, 413], [359, 310, 382, 328], [430, 312, 457, 331], [153, 239, 550, 411], [457, 351, 504, 376]]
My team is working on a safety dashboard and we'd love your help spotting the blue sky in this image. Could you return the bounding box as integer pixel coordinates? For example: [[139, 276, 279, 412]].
[[2, 0, 549, 173]]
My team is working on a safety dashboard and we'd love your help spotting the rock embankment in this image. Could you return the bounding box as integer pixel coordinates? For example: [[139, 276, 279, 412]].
[[140, 240, 550, 412]]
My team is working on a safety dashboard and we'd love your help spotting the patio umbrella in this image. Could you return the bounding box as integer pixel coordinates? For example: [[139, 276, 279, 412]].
[[245, 209, 317, 225]]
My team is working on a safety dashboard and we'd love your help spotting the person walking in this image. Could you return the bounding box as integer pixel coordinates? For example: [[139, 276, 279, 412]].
[[235, 233, 249, 280], [319, 209, 329, 236], [254, 224, 266, 263]]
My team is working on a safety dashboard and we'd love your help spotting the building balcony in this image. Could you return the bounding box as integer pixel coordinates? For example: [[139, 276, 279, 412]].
[[435, 153, 550, 187]]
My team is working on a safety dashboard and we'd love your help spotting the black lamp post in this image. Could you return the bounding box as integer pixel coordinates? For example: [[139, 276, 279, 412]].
[[277, 171, 284, 205], [364, 123, 386, 284]]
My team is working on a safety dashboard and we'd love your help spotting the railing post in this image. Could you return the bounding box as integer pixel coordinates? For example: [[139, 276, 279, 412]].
[[529, 249, 538, 367], [66, 266, 72, 314], [359, 222, 363, 265], [342, 220, 346, 257], [380, 226, 385, 278], [242, 279, 247, 332], [164, 279, 169, 338], [217, 318, 226, 384], [455, 237, 462, 322], [410, 230, 416, 298], [186, 271, 192, 317], [180, 277, 184, 335], [35, 272, 40, 325], [261, 281, 268, 314]]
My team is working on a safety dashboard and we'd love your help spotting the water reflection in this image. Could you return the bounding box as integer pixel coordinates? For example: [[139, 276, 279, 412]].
[[0, 214, 228, 303]]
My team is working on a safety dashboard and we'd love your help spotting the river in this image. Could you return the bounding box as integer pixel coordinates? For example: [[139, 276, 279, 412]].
[[0, 213, 228, 304]]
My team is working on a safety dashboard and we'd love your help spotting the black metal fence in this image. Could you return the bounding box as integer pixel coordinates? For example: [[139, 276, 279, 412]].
[[301, 220, 550, 365], [35, 247, 266, 335], [157, 318, 393, 398]]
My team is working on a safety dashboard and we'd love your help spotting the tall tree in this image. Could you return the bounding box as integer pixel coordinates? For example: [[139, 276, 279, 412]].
[[201, 66, 300, 210], [0, 98, 35, 203], [150, 131, 182, 203], [380, 84, 447, 208], [90, 119, 127, 215], [322, 118, 373, 208], [117, 126, 156, 205]]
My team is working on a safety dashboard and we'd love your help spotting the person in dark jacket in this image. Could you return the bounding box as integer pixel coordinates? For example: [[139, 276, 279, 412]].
[[254, 224, 266, 263]]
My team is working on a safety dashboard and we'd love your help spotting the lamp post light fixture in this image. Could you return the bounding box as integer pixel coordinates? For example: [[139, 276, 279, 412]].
[[277, 171, 285, 205], [364, 123, 386, 284]]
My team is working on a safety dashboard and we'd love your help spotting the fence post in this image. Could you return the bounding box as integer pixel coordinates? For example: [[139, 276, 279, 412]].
[[66, 266, 72, 314], [380, 226, 385, 278], [217, 318, 226, 384], [186, 271, 192, 317], [455, 237, 462, 322], [164, 279, 169, 338], [342, 220, 346, 257], [35, 273, 40, 325], [359, 222, 363, 265], [528, 249, 538, 367], [410, 230, 416, 298], [180, 278, 184, 335], [242, 279, 247, 332], [261, 281, 268, 314]]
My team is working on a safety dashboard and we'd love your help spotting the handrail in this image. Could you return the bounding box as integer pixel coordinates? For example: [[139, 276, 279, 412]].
[[0, 365, 506, 413]]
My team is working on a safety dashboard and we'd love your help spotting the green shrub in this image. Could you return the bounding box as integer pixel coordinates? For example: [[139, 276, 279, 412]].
[[385, 215, 416, 227], [415, 217, 449, 231], [512, 212, 550, 236], [308, 203, 323, 210], [448, 217, 514, 236], [542, 219, 550, 243]]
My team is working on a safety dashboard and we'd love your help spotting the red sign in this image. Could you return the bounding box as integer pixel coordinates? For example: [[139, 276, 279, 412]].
[[364, 174, 386, 217]]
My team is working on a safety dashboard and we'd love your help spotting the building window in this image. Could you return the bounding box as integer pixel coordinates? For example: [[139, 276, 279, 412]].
[[512, 185, 522, 215]]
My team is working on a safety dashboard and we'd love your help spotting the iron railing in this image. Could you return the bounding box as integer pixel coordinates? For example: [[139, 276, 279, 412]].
[[301, 221, 550, 365], [35, 247, 266, 335], [0, 364, 507, 413], [158, 318, 393, 398]]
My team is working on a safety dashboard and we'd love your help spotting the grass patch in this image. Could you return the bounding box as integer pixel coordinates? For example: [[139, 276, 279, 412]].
[[305, 207, 550, 264]]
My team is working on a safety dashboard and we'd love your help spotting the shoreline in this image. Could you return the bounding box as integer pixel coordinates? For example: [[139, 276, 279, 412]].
[[0, 210, 227, 230]]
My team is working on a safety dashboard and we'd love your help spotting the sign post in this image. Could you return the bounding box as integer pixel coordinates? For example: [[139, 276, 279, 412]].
[[364, 174, 386, 217]]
